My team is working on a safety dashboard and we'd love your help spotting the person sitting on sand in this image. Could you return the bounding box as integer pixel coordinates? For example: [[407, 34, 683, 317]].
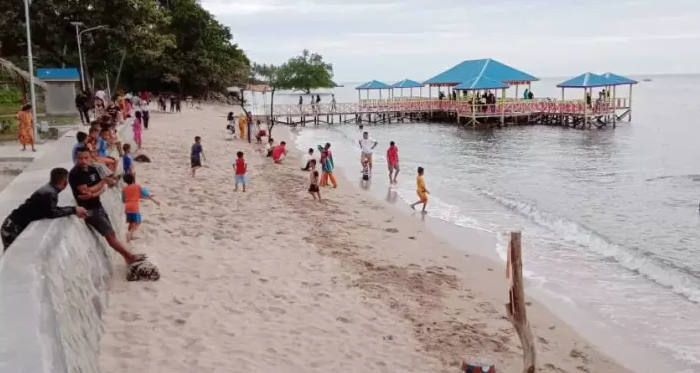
[[70, 147, 159, 281], [122, 174, 160, 241], [191, 136, 205, 178], [272, 141, 287, 163], [308, 160, 321, 201], [1, 167, 88, 251], [410, 166, 429, 214]]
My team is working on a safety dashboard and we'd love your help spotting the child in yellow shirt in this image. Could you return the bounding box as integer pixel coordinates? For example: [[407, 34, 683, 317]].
[[410, 166, 429, 213]]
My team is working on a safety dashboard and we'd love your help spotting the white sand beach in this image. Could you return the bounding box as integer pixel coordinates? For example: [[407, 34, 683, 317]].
[[99, 104, 630, 373]]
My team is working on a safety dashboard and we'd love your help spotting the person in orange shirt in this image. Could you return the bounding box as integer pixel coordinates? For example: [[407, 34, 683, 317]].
[[122, 174, 160, 241], [410, 166, 429, 213]]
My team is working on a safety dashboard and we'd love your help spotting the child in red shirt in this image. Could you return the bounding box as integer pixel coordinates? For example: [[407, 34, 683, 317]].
[[233, 151, 247, 192], [387, 141, 400, 184]]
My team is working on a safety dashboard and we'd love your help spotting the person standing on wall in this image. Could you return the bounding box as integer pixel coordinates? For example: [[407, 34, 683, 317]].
[[1, 168, 88, 251]]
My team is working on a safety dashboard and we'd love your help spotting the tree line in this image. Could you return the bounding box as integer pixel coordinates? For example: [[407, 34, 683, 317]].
[[0, 0, 335, 102], [0, 0, 249, 96]]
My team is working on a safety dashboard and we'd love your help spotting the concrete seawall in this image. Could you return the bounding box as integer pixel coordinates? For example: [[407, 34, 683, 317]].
[[0, 125, 134, 373]]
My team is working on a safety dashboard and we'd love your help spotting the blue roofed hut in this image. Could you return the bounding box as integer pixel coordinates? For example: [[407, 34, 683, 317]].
[[423, 58, 538, 99], [454, 76, 510, 123], [391, 79, 424, 98], [557, 72, 635, 124], [356, 80, 392, 100]]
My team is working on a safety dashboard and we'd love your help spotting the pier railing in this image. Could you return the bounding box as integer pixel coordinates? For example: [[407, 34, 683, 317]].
[[261, 98, 629, 118]]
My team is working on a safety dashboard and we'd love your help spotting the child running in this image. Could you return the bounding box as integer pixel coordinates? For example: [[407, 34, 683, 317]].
[[233, 151, 247, 192], [191, 136, 205, 177], [133, 111, 143, 149], [410, 166, 429, 213], [308, 160, 321, 201], [122, 174, 159, 241]]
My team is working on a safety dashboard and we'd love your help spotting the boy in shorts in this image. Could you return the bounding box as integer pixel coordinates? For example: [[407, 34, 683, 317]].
[[122, 174, 159, 241], [191, 136, 205, 177], [233, 151, 247, 192]]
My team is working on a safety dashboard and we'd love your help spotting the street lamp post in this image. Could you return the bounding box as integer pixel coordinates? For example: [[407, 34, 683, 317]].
[[23, 0, 38, 141], [70, 22, 107, 91]]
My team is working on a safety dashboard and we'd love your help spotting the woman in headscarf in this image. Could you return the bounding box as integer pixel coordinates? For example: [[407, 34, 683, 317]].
[[16, 103, 35, 152], [238, 114, 247, 140], [94, 91, 107, 119]]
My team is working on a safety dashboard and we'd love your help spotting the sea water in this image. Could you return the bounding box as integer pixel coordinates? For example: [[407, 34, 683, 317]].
[[247, 75, 700, 372]]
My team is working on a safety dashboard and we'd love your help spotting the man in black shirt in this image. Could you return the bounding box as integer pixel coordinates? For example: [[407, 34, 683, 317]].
[[1, 168, 88, 251], [69, 147, 156, 279]]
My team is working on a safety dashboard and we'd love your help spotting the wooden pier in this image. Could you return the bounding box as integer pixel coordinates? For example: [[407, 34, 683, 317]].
[[255, 97, 632, 129]]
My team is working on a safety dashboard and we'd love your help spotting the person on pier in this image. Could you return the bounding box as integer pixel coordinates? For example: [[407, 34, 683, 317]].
[[331, 94, 337, 112]]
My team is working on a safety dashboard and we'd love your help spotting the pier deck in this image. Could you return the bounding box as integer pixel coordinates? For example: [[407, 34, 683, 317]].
[[255, 98, 631, 129]]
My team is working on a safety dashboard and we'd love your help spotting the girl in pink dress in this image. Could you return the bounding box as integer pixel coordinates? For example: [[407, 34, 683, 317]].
[[133, 111, 143, 149]]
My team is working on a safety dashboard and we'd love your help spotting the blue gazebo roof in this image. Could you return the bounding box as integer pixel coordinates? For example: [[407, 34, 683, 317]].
[[557, 72, 617, 88], [423, 58, 538, 85], [36, 68, 80, 81], [356, 80, 392, 90], [454, 76, 508, 90], [391, 79, 424, 88], [602, 72, 638, 85]]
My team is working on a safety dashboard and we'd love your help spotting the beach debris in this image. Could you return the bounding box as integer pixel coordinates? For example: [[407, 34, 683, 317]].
[[505, 231, 537, 373], [134, 154, 151, 163], [384, 227, 399, 233], [461, 361, 496, 372]]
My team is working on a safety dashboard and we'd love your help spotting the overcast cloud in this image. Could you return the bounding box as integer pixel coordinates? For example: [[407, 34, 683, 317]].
[[201, 0, 700, 81]]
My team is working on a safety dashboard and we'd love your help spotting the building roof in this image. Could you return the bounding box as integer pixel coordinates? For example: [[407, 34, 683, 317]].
[[556, 72, 613, 88], [391, 79, 424, 88], [36, 68, 80, 81], [423, 58, 538, 85], [454, 76, 509, 90], [602, 72, 638, 85], [356, 80, 392, 90]]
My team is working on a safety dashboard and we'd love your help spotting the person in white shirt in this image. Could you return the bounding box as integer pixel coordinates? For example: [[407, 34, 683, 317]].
[[358, 131, 378, 171], [301, 148, 315, 171]]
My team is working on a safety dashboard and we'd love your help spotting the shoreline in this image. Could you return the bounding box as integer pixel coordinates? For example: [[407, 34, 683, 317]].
[[98, 105, 631, 373]]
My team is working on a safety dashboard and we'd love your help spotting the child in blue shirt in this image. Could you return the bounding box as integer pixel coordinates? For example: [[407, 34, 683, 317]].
[[122, 143, 134, 175]]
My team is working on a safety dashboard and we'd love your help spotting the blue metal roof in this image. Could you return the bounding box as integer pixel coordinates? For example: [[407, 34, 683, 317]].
[[423, 58, 538, 85], [602, 72, 638, 85], [556, 72, 612, 88], [454, 76, 509, 90], [391, 79, 424, 88], [36, 68, 80, 81], [356, 80, 392, 90]]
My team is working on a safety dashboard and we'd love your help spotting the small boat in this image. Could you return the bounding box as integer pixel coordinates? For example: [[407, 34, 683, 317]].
[[643, 78, 652, 82]]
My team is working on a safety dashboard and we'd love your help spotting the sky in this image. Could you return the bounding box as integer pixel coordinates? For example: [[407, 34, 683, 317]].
[[201, 0, 700, 82]]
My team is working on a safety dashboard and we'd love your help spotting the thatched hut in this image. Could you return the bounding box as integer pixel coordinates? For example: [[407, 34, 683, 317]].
[[0, 56, 48, 104]]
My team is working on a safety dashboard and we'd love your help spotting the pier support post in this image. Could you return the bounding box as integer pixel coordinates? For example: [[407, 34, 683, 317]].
[[506, 231, 536, 373], [628, 84, 633, 122], [612, 86, 617, 128]]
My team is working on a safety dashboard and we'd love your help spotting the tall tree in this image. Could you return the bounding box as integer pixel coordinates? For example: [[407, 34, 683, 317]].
[[280, 49, 334, 94], [251, 62, 279, 136]]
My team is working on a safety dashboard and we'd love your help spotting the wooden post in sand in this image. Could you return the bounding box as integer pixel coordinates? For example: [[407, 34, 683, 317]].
[[506, 231, 536, 373]]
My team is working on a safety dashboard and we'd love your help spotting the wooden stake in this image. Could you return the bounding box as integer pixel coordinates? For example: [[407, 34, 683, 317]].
[[506, 231, 536, 373]]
